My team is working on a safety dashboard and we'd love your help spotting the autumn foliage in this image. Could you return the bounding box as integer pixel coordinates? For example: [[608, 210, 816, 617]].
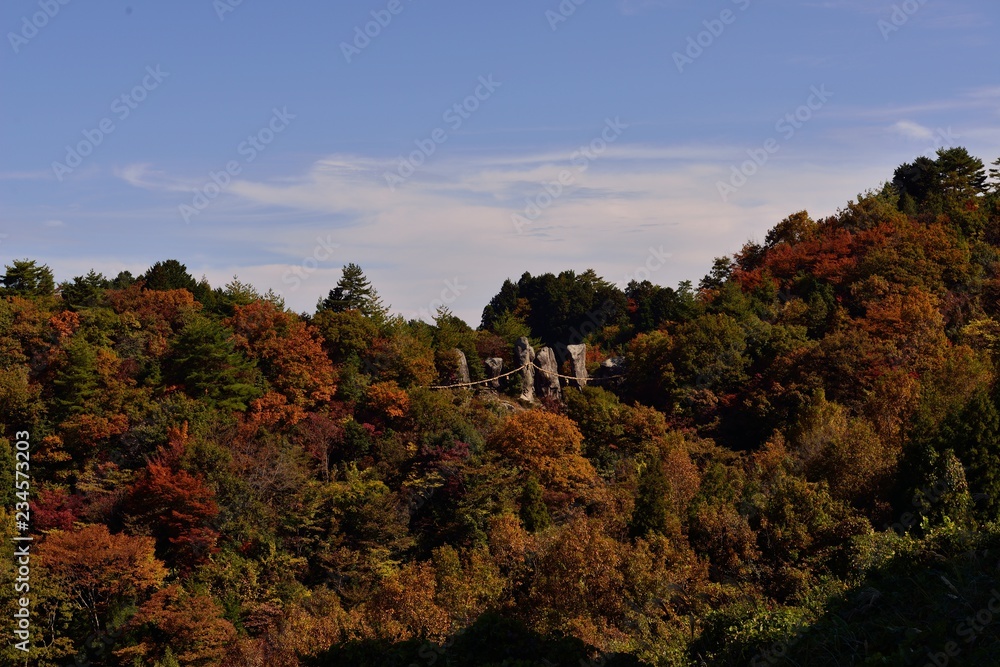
[[3, 150, 1000, 665]]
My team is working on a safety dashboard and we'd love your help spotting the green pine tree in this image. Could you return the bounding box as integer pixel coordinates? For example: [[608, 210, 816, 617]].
[[110, 270, 136, 289], [913, 449, 977, 531], [519, 475, 551, 532], [317, 263, 388, 322], [1, 259, 55, 296], [167, 316, 263, 411], [628, 458, 671, 539], [142, 259, 197, 292], [59, 270, 110, 309], [51, 337, 100, 420], [933, 390, 1000, 522]]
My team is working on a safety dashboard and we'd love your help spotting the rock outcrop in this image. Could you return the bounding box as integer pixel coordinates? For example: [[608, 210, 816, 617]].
[[484, 357, 504, 388], [534, 346, 562, 400], [593, 357, 626, 385], [567, 344, 588, 387], [515, 337, 535, 401], [454, 349, 470, 385]]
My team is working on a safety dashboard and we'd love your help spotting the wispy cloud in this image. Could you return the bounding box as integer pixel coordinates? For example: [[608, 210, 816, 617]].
[[95, 98, 1000, 323], [891, 120, 935, 141], [115, 163, 196, 193], [823, 85, 1000, 127], [110, 143, 895, 322]]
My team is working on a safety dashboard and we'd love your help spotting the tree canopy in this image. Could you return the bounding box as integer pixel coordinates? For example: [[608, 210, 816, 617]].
[[317, 263, 388, 322], [3, 149, 1000, 666]]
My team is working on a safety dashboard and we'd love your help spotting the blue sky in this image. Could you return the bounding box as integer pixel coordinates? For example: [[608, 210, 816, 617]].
[[1, 0, 998, 325]]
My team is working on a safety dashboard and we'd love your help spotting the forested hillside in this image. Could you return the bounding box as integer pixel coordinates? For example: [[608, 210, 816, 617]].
[[3, 148, 1000, 666]]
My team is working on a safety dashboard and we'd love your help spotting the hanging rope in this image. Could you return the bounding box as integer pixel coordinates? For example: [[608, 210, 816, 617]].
[[427, 360, 625, 390], [427, 363, 529, 389], [530, 361, 624, 382]]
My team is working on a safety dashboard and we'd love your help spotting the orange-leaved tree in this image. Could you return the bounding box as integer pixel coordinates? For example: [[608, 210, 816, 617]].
[[488, 410, 602, 513], [118, 584, 237, 667], [226, 300, 337, 422], [39, 524, 167, 635]]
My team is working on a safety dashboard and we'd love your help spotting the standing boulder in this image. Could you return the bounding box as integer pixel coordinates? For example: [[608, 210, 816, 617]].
[[515, 337, 535, 401], [484, 358, 504, 389], [453, 349, 471, 385], [593, 357, 626, 386], [567, 344, 588, 388], [534, 347, 562, 400]]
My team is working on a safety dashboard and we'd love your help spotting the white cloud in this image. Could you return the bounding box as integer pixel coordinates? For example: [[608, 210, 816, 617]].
[[170, 147, 885, 324], [115, 163, 197, 193], [891, 120, 935, 141], [109, 113, 1000, 325]]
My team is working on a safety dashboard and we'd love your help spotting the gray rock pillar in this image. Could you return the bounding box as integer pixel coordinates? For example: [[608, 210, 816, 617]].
[[454, 349, 470, 384], [515, 337, 535, 401], [484, 358, 504, 388], [567, 343, 588, 388], [535, 347, 562, 400]]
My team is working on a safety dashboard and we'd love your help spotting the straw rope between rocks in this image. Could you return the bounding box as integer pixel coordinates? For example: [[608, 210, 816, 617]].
[[427, 361, 625, 390], [427, 363, 530, 389]]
